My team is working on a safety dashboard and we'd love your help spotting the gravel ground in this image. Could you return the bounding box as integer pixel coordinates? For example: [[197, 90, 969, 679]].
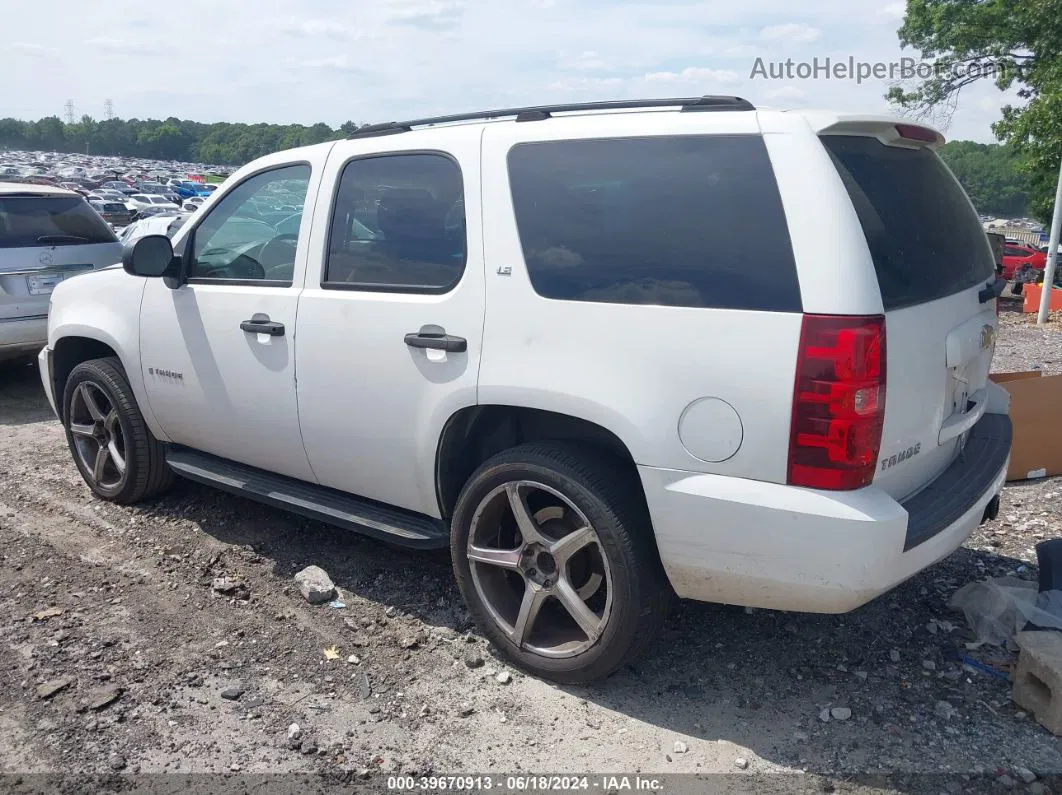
[[1, 301, 1061, 794]]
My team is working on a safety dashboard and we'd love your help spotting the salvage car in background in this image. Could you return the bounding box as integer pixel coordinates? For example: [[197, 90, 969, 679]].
[[0, 184, 121, 362]]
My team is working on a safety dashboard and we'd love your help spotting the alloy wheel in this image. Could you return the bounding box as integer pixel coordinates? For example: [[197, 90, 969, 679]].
[[68, 382, 127, 490], [466, 480, 613, 659]]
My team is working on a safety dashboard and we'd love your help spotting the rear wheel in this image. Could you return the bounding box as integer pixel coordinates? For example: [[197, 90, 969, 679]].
[[62, 357, 174, 504], [451, 442, 672, 684]]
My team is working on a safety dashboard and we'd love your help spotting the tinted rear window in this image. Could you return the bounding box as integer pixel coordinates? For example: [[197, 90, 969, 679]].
[[0, 196, 118, 247], [821, 135, 994, 310], [507, 136, 801, 311]]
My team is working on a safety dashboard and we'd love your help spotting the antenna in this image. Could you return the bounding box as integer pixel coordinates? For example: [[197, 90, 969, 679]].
[[104, 99, 114, 120], [64, 100, 75, 125]]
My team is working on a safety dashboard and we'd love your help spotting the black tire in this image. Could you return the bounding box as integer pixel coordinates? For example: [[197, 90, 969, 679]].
[[62, 357, 174, 504], [451, 442, 672, 684]]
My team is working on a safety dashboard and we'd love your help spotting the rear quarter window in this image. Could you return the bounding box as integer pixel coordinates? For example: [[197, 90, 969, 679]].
[[820, 135, 995, 310], [506, 135, 802, 311], [0, 195, 118, 247]]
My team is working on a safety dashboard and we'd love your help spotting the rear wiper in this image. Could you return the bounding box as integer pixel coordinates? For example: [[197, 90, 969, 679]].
[[36, 234, 91, 244]]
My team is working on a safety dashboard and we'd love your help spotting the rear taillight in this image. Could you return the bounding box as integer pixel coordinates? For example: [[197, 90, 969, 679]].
[[787, 314, 886, 491]]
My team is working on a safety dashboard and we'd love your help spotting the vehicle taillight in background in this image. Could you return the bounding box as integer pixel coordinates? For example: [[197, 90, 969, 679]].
[[788, 314, 887, 490]]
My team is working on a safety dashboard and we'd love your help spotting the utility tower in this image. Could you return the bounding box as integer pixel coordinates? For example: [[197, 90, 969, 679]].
[[104, 99, 114, 120], [64, 100, 75, 125]]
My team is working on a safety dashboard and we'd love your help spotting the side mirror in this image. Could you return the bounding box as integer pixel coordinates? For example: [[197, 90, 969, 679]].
[[122, 234, 175, 278]]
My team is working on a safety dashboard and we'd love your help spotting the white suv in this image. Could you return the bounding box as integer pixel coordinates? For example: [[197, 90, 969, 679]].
[[1, 184, 121, 362], [38, 97, 1012, 682]]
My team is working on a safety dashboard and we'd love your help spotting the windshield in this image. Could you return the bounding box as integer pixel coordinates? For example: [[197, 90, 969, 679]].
[[102, 203, 127, 213], [0, 195, 119, 247], [150, 196, 171, 204]]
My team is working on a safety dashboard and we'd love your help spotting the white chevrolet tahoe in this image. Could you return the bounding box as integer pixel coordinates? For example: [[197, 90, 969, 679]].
[[38, 97, 1012, 683]]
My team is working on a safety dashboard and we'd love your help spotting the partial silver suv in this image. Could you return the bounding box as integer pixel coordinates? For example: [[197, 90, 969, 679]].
[[0, 184, 121, 362]]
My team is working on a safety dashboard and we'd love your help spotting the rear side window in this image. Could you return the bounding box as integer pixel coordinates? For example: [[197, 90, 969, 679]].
[[324, 153, 466, 292], [506, 136, 801, 311], [0, 196, 118, 248], [821, 136, 995, 310]]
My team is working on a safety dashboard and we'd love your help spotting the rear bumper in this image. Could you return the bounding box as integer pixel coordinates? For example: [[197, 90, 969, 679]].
[[641, 413, 1011, 613], [0, 314, 47, 360]]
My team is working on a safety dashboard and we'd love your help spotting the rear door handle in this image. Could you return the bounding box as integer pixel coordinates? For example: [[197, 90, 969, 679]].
[[240, 315, 285, 336], [404, 324, 467, 353]]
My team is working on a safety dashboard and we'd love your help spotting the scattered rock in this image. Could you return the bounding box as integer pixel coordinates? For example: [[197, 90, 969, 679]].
[[293, 566, 337, 604], [357, 672, 371, 699], [286, 723, 302, 750], [32, 607, 64, 622], [456, 705, 474, 718], [220, 685, 246, 701], [830, 707, 852, 721], [922, 660, 937, 671], [734, 757, 749, 770], [108, 754, 126, 771], [464, 653, 485, 669], [399, 635, 420, 650], [673, 741, 688, 754], [793, 731, 809, 742], [85, 685, 122, 711], [211, 577, 249, 599], [1029, 782, 1048, 795], [998, 774, 1017, 788], [346, 654, 360, 665], [854, 671, 868, 681], [819, 708, 831, 723], [36, 677, 74, 700], [934, 700, 957, 720], [496, 671, 512, 685], [889, 650, 901, 663], [1015, 767, 1037, 784]]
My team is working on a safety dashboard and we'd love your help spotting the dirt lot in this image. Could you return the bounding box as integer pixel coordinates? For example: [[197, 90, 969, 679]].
[[1, 304, 1061, 794]]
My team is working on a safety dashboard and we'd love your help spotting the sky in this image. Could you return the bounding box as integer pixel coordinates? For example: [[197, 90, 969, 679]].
[[2, 0, 1022, 143]]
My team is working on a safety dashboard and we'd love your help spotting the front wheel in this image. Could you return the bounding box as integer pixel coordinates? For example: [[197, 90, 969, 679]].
[[451, 442, 672, 684], [62, 357, 174, 504]]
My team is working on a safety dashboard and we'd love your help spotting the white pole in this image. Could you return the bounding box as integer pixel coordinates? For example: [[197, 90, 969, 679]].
[[1036, 149, 1062, 325]]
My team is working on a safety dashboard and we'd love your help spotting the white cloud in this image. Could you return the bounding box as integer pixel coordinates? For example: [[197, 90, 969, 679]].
[[0, 0, 1006, 143], [85, 36, 167, 56], [548, 76, 626, 92], [274, 18, 363, 39], [765, 85, 807, 100], [558, 50, 611, 71], [759, 23, 822, 44], [722, 43, 769, 58], [385, 0, 466, 29], [643, 67, 741, 85], [880, 2, 907, 20], [10, 42, 59, 58], [290, 54, 362, 73]]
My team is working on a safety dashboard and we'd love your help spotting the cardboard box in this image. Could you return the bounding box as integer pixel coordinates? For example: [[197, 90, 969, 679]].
[[989, 371, 1062, 481]]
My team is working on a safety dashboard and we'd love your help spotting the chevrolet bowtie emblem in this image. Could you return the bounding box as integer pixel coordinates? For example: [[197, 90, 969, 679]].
[[980, 324, 996, 351]]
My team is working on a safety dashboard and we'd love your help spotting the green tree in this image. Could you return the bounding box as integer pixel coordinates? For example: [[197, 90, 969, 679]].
[[887, 0, 1062, 223], [0, 115, 364, 166], [938, 140, 1029, 217]]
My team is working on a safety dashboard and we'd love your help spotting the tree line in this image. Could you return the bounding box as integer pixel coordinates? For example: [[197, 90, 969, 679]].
[[0, 112, 1037, 219], [0, 115, 362, 166]]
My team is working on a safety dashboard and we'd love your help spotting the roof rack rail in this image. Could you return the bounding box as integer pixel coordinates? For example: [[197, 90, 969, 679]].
[[348, 95, 755, 138]]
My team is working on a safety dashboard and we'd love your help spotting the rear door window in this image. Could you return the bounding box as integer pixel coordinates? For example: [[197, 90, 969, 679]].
[[820, 135, 994, 310], [506, 135, 801, 311], [0, 195, 118, 247]]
